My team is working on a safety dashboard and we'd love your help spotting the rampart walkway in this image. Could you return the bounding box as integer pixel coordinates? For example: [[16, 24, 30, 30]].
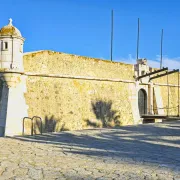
[[0, 121, 180, 179]]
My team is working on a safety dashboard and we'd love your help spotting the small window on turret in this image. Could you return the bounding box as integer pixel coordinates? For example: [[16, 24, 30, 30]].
[[5, 42, 8, 50], [2, 42, 8, 50]]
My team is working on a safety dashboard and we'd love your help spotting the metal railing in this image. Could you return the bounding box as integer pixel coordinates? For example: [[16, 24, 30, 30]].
[[32, 116, 42, 135], [143, 105, 179, 117], [22, 116, 42, 136], [23, 117, 33, 136]]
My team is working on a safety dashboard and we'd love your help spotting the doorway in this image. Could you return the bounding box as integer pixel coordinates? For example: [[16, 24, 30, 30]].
[[138, 89, 147, 116]]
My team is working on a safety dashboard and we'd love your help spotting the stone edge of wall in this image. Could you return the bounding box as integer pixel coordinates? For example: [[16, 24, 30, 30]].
[[23, 50, 134, 66]]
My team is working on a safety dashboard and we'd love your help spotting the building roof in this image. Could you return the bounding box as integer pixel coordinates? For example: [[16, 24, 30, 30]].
[[0, 18, 22, 37]]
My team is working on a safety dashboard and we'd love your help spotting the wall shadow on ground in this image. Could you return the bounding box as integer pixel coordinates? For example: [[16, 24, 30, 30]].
[[13, 121, 180, 170], [86, 100, 121, 128]]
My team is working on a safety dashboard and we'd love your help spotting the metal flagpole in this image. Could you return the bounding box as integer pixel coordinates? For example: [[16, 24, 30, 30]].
[[160, 29, 163, 69], [178, 70, 180, 116], [110, 9, 114, 61], [136, 18, 140, 60], [167, 71, 169, 116]]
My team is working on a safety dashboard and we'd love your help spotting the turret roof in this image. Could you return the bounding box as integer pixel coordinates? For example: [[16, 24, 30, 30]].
[[0, 18, 22, 37]]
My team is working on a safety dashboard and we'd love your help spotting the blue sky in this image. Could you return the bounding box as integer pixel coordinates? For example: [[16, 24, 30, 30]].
[[0, 0, 180, 69]]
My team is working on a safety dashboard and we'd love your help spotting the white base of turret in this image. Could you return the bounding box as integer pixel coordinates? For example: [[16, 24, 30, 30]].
[[0, 76, 28, 136]]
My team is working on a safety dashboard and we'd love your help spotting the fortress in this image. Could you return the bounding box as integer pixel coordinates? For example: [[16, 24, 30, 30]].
[[0, 19, 179, 136]]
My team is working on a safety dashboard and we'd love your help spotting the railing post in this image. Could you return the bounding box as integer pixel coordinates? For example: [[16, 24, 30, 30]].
[[31, 118, 34, 136], [23, 118, 25, 136], [32, 116, 43, 135], [22, 117, 33, 136]]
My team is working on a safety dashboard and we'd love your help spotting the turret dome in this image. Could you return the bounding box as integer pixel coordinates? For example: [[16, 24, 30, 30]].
[[0, 18, 22, 37]]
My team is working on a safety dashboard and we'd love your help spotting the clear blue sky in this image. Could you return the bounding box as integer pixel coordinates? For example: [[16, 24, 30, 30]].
[[0, 0, 180, 68]]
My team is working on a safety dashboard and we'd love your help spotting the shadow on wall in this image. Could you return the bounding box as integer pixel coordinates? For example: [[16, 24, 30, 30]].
[[86, 100, 121, 128], [30, 100, 121, 134], [34, 115, 68, 134]]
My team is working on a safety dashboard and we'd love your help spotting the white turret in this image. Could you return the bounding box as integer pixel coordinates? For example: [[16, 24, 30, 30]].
[[0, 18, 25, 71], [0, 19, 28, 137]]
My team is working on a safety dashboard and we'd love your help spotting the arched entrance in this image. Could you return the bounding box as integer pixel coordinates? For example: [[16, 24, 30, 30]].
[[138, 89, 147, 116]]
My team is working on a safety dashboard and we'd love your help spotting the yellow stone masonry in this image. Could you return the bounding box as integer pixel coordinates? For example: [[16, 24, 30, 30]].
[[23, 51, 135, 133], [23, 50, 134, 80], [22, 50, 180, 134]]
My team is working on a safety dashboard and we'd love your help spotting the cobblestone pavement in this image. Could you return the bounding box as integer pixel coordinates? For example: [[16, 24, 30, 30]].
[[0, 121, 180, 180]]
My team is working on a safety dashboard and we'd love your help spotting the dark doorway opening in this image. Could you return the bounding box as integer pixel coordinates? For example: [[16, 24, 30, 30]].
[[138, 89, 147, 116]]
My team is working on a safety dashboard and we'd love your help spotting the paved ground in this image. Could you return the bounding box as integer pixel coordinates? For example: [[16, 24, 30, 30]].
[[0, 121, 180, 180]]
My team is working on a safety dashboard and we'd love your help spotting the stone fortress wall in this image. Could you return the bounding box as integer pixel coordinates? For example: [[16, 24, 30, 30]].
[[23, 50, 180, 134], [0, 19, 179, 136], [23, 51, 135, 133]]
